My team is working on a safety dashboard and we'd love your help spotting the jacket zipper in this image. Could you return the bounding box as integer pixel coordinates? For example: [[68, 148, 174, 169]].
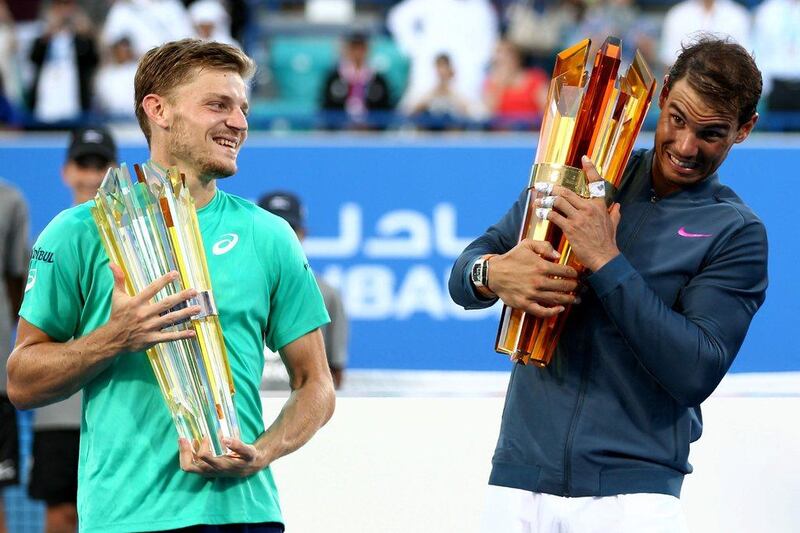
[[563, 353, 591, 496], [563, 192, 659, 495], [620, 191, 659, 252]]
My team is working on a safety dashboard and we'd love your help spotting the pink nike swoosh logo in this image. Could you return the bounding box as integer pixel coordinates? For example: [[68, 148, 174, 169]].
[[678, 227, 713, 238]]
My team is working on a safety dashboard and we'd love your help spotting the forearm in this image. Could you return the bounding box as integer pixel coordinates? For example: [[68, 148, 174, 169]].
[[7, 323, 124, 409], [255, 375, 335, 465]]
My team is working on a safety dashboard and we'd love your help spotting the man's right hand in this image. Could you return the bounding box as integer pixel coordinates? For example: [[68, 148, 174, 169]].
[[103, 264, 199, 354], [486, 240, 579, 318]]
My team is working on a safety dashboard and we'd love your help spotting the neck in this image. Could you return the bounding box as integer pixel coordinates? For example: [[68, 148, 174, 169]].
[[73, 191, 93, 205], [149, 151, 217, 209], [184, 174, 217, 209]]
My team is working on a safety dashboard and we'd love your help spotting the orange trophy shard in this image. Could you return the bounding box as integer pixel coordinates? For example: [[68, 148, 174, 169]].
[[495, 37, 656, 366]]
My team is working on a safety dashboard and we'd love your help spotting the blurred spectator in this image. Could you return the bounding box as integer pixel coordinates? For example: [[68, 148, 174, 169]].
[[482, 39, 548, 129], [258, 191, 349, 390], [305, 0, 354, 23], [28, 126, 117, 533], [409, 53, 471, 130], [4, 0, 42, 22], [565, 0, 661, 75], [753, 0, 800, 110], [188, 0, 239, 48], [660, 0, 751, 67], [0, 1, 22, 112], [0, 180, 30, 533], [102, 0, 194, 58], [94, 36, 137, 119], [27, 0, 98, 124], [320, 32, 392, 128], [503, 0, 583, 70], [387, 0, 498, 118]]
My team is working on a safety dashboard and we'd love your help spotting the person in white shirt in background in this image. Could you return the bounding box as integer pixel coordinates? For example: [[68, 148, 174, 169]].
[[94, 36, 137, 119], [28, 0, 98, 124], [189, 0, 240, 48], [101, 0, 194, 59], [753, 0, 800, 107], [387, 0, 498, 120], [660, 0, 751, 67]]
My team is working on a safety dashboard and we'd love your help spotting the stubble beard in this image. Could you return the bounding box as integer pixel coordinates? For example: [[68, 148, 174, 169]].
[[169, 114, 237, 182]]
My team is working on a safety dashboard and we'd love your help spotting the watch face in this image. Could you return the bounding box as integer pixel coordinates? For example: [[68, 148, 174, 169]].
[[471, 262, 483, 284]]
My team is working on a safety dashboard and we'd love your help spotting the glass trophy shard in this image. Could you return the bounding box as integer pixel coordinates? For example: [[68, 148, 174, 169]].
[[91, 162, 238, 456], [495, 37, 656, 367]]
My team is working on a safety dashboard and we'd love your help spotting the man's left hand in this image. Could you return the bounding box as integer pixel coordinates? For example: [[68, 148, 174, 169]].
[[179, 437, 266, 478], [536, 156, 622, 272]]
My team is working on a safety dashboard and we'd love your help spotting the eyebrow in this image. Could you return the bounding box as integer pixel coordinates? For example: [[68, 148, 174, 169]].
[[669, 102, 731, 133]]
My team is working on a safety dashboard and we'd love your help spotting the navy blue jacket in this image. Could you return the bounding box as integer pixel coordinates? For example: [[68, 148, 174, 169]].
[[449, 149, 768, 497]]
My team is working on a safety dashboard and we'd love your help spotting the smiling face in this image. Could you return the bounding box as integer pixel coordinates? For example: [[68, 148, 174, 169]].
[[155, 68, 249, 183], [652, 78, 756, 196]]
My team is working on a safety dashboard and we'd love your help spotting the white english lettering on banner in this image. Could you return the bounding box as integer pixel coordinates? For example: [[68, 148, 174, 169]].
[[320, 265, 500, 321], [364, 210, 432, 258], [395, 265, 446, 319], [342, 265, 395, 319], [434, 204, 475, 258], [304, 203, 361, 258]]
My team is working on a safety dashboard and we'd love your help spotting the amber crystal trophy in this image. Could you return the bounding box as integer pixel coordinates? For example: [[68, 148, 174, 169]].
[[495, 37, 656, 366], [91, 162, 238, 455]]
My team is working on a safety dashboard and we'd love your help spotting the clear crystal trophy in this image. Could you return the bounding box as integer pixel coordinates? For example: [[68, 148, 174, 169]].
[[91, 162, 238, 456]]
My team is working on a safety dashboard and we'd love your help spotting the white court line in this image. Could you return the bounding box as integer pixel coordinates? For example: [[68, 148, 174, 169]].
[[262, 369, 800, 398]]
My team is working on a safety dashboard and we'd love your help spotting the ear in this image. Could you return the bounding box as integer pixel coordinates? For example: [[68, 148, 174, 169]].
[[141, 94, 171, 131], [734, 113, 758, 144]]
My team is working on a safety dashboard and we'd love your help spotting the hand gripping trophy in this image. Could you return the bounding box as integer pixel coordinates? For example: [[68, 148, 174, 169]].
[[495, 37, 656, 366], [91, 161, 238, 456]]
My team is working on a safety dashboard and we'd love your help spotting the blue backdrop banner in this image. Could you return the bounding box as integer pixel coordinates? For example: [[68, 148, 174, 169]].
[[2, 135, 796, 373]]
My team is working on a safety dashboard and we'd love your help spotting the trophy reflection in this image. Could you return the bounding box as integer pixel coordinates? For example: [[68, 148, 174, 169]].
[[91, 162, 238, 456], [495, 37, 656, 366]]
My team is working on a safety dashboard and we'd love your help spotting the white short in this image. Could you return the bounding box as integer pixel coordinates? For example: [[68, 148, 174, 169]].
[[481, 485, 690, 533]]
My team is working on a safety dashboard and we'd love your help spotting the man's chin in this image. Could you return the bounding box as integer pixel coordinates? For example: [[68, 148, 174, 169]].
[[204, 161, 237, 180]]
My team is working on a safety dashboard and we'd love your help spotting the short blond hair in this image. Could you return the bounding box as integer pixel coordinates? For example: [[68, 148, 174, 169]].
[[134, 39, 256, 144]]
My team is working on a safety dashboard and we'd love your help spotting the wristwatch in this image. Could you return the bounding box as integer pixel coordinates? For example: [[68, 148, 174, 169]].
[[470, 255, 492, 289]]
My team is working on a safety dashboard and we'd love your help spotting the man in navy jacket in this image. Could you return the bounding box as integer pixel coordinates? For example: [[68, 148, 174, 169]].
[[450, 38, 767, 532]]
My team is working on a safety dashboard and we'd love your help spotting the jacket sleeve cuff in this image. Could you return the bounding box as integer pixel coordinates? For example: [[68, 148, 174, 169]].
[[586, 253, 637, 299]]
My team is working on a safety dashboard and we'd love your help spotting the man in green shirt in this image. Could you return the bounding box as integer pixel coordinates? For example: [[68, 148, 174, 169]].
[[8, 39, 335, 533]]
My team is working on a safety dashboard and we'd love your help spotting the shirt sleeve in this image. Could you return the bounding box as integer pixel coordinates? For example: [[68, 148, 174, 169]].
[[261, 220, 330, 352], [587, 219, 768, 407], [448, 187, 527, 309], [19, 214, 83, 342]]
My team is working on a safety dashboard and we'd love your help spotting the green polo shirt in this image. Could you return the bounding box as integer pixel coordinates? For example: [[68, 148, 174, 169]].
[[20, 189, 329, 532]]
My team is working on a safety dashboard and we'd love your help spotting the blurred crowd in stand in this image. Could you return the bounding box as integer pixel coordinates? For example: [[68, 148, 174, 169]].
[[0, 0, 798, 132]]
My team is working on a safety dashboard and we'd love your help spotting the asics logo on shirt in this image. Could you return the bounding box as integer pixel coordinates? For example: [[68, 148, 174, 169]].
[[212, 233, 239, 255], [25, 269, 37, 292]]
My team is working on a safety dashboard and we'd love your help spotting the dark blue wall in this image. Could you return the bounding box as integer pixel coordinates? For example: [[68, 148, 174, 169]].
[[1, 135, 796, 373]]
